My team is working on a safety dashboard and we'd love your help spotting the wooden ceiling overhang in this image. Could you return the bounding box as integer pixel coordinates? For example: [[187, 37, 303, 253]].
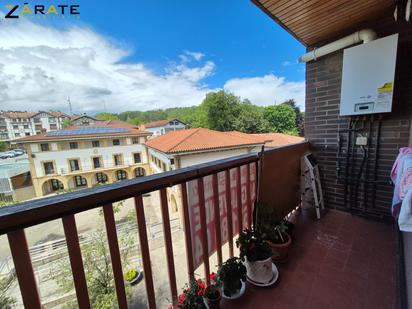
[[252, 0, 396, 46]]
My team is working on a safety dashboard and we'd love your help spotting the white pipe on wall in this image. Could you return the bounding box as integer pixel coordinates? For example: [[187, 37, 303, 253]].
[[299, 29, 377, 63]]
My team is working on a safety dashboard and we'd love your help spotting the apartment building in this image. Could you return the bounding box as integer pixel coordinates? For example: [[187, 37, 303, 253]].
[[0, 111, 70, 141], [142, 119, 187, 137], [17, 120, 152, 197]]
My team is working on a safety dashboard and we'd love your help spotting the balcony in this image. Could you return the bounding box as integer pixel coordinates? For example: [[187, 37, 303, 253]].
[[0, 142, 400, 308]]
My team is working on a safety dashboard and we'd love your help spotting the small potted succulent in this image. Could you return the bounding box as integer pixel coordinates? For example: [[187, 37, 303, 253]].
[[261, 220, 293, 263], [177, 279, 207, 308], [203, 273, 221, 308], [124, 268, 143, 285], [236, 229, 273, 284], [217, 257, 246, 299]]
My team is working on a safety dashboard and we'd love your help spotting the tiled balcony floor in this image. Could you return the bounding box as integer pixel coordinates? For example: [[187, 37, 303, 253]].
[[221, 208, 396, 309]]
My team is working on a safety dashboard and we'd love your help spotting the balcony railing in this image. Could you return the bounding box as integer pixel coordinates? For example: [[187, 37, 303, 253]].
[[0, 142, 308, 308]]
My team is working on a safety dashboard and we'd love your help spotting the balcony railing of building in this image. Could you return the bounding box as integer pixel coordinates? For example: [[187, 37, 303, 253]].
[[0, 142, 309, 308]]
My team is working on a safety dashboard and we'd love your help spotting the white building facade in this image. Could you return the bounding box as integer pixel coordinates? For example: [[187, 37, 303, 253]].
[[143, 119, 187, 137], [18, 121, 152, 197], [0, 111, 70, 141]]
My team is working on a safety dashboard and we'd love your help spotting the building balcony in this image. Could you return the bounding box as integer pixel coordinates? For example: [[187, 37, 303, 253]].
[[0, 142, 401, 308]]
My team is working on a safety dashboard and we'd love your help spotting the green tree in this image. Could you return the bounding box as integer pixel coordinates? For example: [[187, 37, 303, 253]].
[[201, 90, 241, 131], [234, 100, 267, 133], [0, 275, 16, 308], [95, 113, 119, 121], [264, 104, 298, 135], [281, 99, 304, 136], [0, 141, 7, 152], [62, 119, 73, 128], [50, 225, 135, 308]]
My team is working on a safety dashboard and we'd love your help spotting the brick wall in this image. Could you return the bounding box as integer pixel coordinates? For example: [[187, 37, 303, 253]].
[[305, 24, 412, 219]]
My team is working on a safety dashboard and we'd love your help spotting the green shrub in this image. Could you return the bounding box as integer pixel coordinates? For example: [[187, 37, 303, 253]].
[[124, 269, 138, 282]]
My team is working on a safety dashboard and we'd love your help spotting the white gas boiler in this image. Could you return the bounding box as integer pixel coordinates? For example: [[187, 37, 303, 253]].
[[340, 33, 398, 116]]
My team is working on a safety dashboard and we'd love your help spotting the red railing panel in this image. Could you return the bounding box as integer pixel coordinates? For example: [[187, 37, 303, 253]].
[[7, 229, 42, 309], [246, 164, 252, 228], [236, 166, 243, 235], [225, 170, 234, 257], [159, 188, 178, 303], [62, 215, 91, 309], [212, 174, 223, 265], [134, 195, 156, 309], [103, 204, 128, 309], [181, 183, 195, 281], [197, 177, 211, 285]]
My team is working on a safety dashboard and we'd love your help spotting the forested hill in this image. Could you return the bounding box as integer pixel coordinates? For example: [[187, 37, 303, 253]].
[[95, 90, 304, 136]]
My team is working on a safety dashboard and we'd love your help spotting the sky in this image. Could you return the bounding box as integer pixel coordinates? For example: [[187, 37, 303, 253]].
[[0, 0, 306, 114]]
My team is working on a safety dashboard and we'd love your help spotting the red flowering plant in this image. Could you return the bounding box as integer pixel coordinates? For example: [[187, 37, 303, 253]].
[[177, 279, 206, 308], [203, 272, 221, 301], [177, 274, 221, 308]]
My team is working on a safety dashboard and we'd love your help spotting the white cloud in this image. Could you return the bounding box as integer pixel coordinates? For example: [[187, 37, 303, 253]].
[[0, 19, 214, 113], [0, 18, 305, 114], [224, 74, 305, 109]]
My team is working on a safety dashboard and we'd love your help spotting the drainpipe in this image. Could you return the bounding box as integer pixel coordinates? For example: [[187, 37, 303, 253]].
[[299, 29, 377, 63]]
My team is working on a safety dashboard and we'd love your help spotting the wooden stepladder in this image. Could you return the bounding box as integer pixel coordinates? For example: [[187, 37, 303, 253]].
[[301, 153, 324, 219]]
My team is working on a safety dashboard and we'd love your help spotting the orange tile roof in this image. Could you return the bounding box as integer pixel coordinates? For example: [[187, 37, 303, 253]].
[[251, 133, 305, 147], [17, 120, 152, 142], [145, 128, 265, 154], [1, 111, 36, 119]]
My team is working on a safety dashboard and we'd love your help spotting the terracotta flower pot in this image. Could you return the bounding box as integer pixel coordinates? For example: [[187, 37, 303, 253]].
[[245, 257, 273, 284], [266, 233, 292, 263]]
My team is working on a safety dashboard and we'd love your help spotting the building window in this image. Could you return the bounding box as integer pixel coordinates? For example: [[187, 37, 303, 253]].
[[23, 124, 29, 129], [74, 175, 87, 187], [13, 125, 18, 129], [92, 140, 100, 148], [49, 117, 56, 123], [15, 133, 20, 137], [69, 142, 78, 149], [113, 139, 120, 146], [116, 170, 127, 180], [43, 162, 54, 175], [135, 167, 145, 177], [132, 137, 139, 144], [113, 154, 123, 166], [93, 157, 102, 168], [50, 124, 57, 130], [25, 132, 30, 136], [95, 172, 108, 184], [40, 143, 49, 151], [133, 153, 141, 164], [162, 162, 166, 171], [51, 179, 63, 191], [69, 159, 80, 172]]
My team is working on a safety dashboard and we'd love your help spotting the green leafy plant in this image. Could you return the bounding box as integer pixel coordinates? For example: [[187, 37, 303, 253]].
[[124, 269, 138, 282], [236, 229, 272, 262], [217, 257, 246, 297], [260, 220, 292, 244]]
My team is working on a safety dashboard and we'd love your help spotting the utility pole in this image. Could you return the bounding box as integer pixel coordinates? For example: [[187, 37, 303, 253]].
[[67, 96, 73, 115]]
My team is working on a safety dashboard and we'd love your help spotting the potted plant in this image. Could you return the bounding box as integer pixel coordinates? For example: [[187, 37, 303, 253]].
[[236, 229, 273, 284], [124, 268, 143, 285], [261, 220, 293, 263], [217, 257, 246, 299], [177, 279, 207, 308], [203, 273, 221, 308]]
